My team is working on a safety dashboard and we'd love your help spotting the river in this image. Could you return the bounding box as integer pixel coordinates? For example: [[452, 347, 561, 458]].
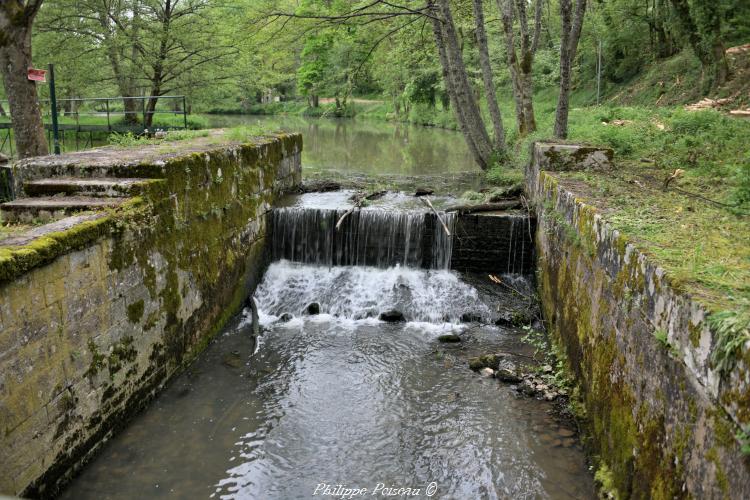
[[59, 116, 595, 500]]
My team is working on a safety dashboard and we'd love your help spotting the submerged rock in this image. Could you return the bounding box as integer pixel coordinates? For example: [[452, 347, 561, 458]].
[[305, 302, 320, 315], [379, 310, 406, 322], [222, 351, 243, 369], [414, 187, 434, 196], [437, 333, 461, 343], [278, 313, 293, 322]]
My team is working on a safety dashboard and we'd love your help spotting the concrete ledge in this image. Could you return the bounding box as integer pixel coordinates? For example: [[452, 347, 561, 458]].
[[527, 141, 750, 498]]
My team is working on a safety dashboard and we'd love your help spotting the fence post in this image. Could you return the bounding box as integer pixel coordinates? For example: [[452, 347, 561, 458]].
[[183, 96, 188, 130], [106, 99, 111, 131], [48, 63, 61, 154]]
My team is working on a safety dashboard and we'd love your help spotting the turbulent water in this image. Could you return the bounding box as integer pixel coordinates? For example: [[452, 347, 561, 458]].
[[255, 261, 489, 323], [61, 263, 595, 500]]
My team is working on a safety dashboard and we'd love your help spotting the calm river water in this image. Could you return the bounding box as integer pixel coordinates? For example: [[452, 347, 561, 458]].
[[207, 115, 480, 176]]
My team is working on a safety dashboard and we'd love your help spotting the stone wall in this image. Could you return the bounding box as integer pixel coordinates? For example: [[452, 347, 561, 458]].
[[0, 135, 302, 497], [451, 213, 535, 275], [528, 142, 750, 498]]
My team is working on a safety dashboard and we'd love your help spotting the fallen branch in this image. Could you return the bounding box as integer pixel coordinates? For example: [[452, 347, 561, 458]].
[[419, 196, 451, 236], [445, 200, 522, 214], [336, 190, 387, 230], [663, 168, 684, 190]]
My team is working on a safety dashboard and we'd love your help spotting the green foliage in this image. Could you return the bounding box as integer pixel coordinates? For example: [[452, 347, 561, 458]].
[[708, 310, 750, 376], [460, 191, 485, 202], [594, 462, 620, 500], [225, 125, 272, 142], [732, 155, 750, 208], [109, 132, 146, 147], [736, 430, 750, 455], [486, 166, 524, 187]]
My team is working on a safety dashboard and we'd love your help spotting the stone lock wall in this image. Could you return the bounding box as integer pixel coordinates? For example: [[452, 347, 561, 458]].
[[528, 142, 750, 498], [0, 135, 301, 497]]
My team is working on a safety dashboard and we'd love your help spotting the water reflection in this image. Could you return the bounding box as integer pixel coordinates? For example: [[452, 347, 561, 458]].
[[207, 115, 479, 176]]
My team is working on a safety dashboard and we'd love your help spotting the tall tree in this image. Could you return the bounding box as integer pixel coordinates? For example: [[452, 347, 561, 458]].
[[430, 0, 494, 169], [0, 0, 48, 158], [554, 0, 586, 139], [498, 0, 542, 136], [472, 0, 505, 151], [669, 0, 729, 88]]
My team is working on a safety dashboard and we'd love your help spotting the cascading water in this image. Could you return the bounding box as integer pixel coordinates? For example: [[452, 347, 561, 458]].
[[431, 212, 456, 269], [270, 206, 455, 269], [254, 260, 493, 324]]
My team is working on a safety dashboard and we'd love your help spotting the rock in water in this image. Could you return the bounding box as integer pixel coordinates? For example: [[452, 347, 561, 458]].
[[495, 360, 522, 383], [415, 187, 434, 196], [379, 310, 406, 322], [305, 302, 320, 315], [468, 354, 503, 371], [278, 313, 293, 322], [222, 352, 243, 369], [437, 333, 461, 343], [480, 367, 495, 378]]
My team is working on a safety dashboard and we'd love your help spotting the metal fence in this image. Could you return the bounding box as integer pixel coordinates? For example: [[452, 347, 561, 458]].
[[0, 95, 188, 157]]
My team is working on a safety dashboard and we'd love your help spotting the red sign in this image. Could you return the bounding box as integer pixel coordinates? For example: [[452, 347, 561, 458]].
[[27, 68, 46, 82]]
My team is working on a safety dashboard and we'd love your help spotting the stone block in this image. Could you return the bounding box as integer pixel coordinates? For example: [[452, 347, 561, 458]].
[[532, 142, 613, 172]]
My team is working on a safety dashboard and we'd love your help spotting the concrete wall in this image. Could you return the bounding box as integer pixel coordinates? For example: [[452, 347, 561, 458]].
[[0, 135, 301, 497], [528, 142, 750, 498]]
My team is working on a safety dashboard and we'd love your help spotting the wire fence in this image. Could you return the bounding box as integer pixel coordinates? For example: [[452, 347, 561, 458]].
[[0, 95, 188, 158]]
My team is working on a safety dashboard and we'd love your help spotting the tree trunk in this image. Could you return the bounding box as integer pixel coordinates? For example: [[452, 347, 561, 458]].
[[0, 101, 7, 117], [0, 18, 48, 158], [498, 0, 538, 135], [432, 0, 493, 169], [554, 0, 586, 139], [472, 0, 506, 151], [431, 11, 484, 167]]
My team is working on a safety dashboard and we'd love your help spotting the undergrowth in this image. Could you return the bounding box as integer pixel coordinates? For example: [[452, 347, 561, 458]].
[[708, 310, 750, 376]]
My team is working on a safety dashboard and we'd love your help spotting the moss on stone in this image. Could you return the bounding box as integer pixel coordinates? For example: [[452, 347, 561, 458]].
[[126, 300, 145, 323]]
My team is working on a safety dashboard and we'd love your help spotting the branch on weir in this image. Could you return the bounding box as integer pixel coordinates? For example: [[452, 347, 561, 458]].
[[419, 196, 451, 236]]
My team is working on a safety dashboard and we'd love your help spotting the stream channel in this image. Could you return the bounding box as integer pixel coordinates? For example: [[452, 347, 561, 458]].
[[61, 116, 595, 499]]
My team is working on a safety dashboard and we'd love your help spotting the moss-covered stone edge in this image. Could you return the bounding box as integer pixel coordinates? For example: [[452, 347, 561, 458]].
[[527, 149, 750, 498]]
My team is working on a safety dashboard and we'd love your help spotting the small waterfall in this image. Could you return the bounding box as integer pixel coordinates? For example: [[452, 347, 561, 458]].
[[432, 212, 456, 269], [270, 207, 454, 269]]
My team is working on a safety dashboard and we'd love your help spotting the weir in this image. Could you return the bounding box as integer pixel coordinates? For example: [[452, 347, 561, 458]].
[[269, 205, 534, 274], [269, 207, 455, 269]]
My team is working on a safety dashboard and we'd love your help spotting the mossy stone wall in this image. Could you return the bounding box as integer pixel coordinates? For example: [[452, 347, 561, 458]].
[[0, 135, 301, 497], [529, 142, 750, 498]]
